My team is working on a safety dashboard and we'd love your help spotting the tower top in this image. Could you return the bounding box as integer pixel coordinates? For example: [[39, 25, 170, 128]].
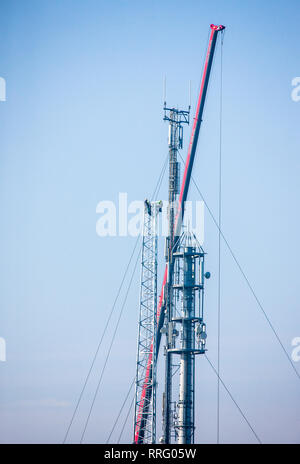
[[210, 24, 225, 31]]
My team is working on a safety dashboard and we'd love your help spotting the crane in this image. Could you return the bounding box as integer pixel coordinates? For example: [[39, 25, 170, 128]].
[[134, 24, 225, 444]]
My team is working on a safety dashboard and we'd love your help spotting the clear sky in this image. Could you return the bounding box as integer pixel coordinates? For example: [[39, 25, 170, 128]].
[[0, 0, 299, 444]]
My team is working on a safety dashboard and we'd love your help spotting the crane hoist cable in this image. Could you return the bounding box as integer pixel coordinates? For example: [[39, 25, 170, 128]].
[[217, 28, 224, 445]]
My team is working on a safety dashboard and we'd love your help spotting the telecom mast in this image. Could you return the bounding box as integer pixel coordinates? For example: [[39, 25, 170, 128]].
[[162, 105, 190, 443], [133, 24, 225, 445]]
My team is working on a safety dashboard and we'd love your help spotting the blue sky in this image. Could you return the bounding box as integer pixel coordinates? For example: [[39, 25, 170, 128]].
[[0, 0, 299, 443]]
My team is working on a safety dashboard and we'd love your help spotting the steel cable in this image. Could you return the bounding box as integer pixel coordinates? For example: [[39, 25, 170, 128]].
[[217, 29, 224, 444], [117, 396, 135, 444], [106, 376, 135, 444], [205, 355, 262, 444]]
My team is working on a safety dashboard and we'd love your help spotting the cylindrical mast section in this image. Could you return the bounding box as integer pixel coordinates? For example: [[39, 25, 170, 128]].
[[170, 233, 208, 444]]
